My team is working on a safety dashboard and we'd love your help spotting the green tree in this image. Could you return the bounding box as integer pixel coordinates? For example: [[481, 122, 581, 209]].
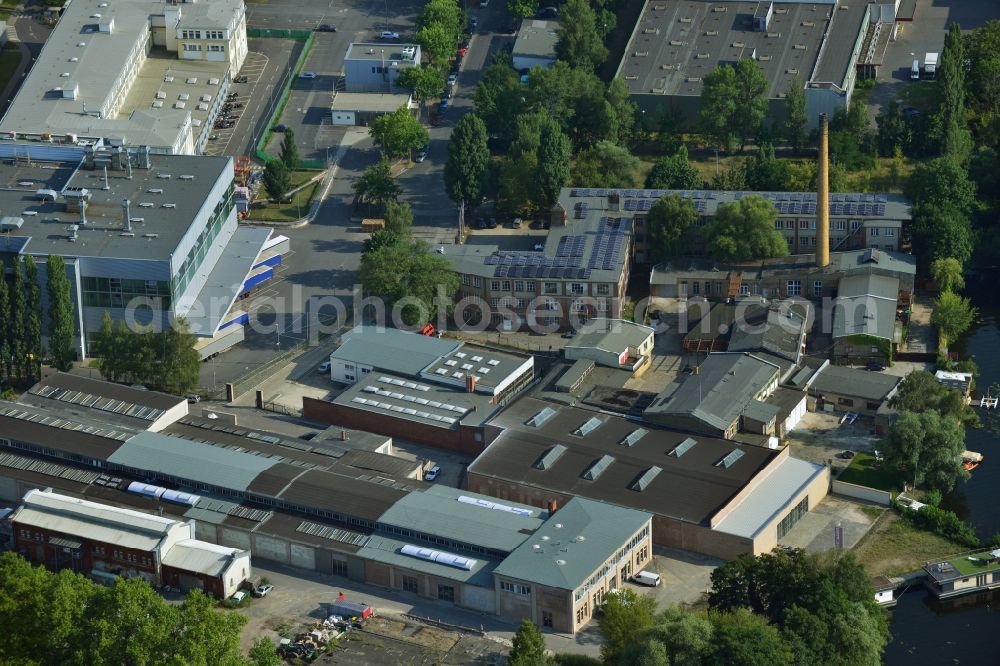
[[707, 608, 793, 666], [732, 59, 770, 151], [416, 22, 456, 65], [537, 121, 572, 206], [745, 143, 791, 191], [645, 145, 700, 190], [417, 0, 463, 47], [646, 194, 699, 263], [876, 101, 912, 157], [279, 127, 299, 169], [554, 0, 608, 71], [889, 369, 978, 427], [46, 255, 75, 372], [597, 588, 657, 665], [911, 201, 974, 269], [94, 311, 118, 382], [445, 113, 490, 204], [383, 200, 413, 237], [0, 265, 10, 384], [933, 290, 978, 343], [880, 410, 968, 493], [573, 141, 641, 188], [938, 22, 971, 160], [396, 66, 447, 108], [262, 159, 291, 201], [353, 154, 400, 209], [606, 78, 637, 146], [474, 59, 523, 144], [620, 606, 712, 666], [906, 157, 977, 214], [931, 257, 965, 293], [782, 79, 808, 153], [23, 255, 41, 382], [249, 637, 281, 666], [499, 152, 544, 215], [508, 619, 550, 666], [370, 106, 430, 159], [966, 21, 1000, 118], [362, 228, 403, 255], [9, 257, 25, 380], [153, 318, 201, 395], [507, 0, 537, 18], [706, 196, 787, 262], [359, 240, 459, 326], [701, 64, 738, 152], [174, 589, 247, 666]]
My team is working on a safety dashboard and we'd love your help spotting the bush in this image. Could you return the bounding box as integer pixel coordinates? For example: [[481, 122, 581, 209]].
[[554, 655, 603, 666], [923, 489, 943, 507], [898, 504, 980, 548]]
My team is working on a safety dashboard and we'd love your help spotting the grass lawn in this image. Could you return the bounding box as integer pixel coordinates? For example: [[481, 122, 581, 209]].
[[948, 552, 1000, 576], [250, 171, 319, 223], [895, 81, 941, 112], [0, 47, 23, 94], [836, 452, 904, 493], [854, 511, 971, 576]]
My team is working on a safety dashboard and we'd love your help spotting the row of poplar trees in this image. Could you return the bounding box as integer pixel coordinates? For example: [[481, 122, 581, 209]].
[[0, 254, 75, 388]]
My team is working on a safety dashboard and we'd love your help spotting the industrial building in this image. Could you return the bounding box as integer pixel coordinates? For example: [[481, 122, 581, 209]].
[[512, 19, 558, 71], [616, 0, 899, 126], [0, 0, 248, 154], [0, 374, 651, 633], [443, 193, 634, 332], [564, 318, 655, 375], [467, 398, 829, 560], [11, 488, 251, 597], [0, 143, 287, 359], [304, 327, 535, 454], [343, 43, 421, 94], [830, 273, 901, 364], [330, 92, 414, 126]]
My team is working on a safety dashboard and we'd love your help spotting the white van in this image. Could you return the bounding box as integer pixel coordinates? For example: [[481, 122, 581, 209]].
[[633, 571, 662, 587], [910, 59, 920, 80]]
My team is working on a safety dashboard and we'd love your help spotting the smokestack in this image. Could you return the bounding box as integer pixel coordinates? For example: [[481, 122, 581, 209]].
[[547, 499, 558, 515], [466, 374, 477, 393], [122, 199, 131, 232], [340, 429, 348, 441], [816, 113, 830, 268]]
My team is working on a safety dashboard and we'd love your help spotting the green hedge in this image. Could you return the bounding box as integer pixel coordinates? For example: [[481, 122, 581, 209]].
[[896, 502, 980, 549], [247, 28, 312, 40], [254, 33, 317, 168]]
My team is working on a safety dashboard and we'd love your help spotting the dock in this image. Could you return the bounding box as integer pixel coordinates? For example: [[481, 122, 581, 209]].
[[979, 396, 998, 409]]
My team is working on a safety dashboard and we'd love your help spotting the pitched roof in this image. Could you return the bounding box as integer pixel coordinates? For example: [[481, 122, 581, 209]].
[[493, 497, 651, 590], [566, 318, 654, 353], [645, 353, 780, 431], [807, 365, 901, 402], [832, 273, 899, 341], [160, 539, 243, 577]]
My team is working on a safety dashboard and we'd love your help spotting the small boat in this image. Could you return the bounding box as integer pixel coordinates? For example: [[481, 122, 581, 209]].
[[962, 450, 983, 471]]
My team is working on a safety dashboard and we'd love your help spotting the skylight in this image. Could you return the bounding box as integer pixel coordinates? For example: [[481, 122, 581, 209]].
[[620, 428, 648, 447], [573, 417, 603, 437], [631, 466, 661, 491], [526, 407, 557, 427], [583, 454, 614, 480], [717, 449, 745, 469], [669, 438, 697, 458], [534, 444, 567, 470]]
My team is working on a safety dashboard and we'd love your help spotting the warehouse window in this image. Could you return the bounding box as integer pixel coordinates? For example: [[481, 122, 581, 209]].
[[777, 497, 809, 539]]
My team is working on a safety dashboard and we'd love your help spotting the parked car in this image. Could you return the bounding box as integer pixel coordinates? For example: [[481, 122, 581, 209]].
[[425, 465, 441, 482], [633, 571, 662, 587], [440, 98, 449, 110], [447, 73, 459, 87], [836, 450, 856, 460], [487, 218, 497, 228], [416, 146, 428, 162], [865, 361, 886, 371], [299, 71, 317, 79], [379, 30, 400, 39], [511, 217, 522, 228], [457, 47, 468, 58], [470, 17, 479, 31], [186, 394, 201, 404], [316, 23, 337, 32], [253, 584, 274, 598], [537, 6, 558, 18], [231, 590, 248, 604], [318, 361, 331, 374], [561, 330, 576, 339]]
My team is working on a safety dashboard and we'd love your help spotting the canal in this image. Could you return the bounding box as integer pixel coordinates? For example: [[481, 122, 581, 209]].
[[884, 286, 1000, 665]]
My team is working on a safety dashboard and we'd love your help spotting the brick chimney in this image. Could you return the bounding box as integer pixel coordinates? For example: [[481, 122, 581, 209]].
[[816, 113, 830, 268], [608, 191, 621, 212], [465, 374, 477, 393], [547, 498, 558, 515], [550, 202, 567, 227]]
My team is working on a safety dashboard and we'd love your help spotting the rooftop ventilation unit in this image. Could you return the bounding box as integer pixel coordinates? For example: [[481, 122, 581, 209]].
[[534, 444, 567, 470], [399, 544, 477, 570], [457, 495, 533, 517]]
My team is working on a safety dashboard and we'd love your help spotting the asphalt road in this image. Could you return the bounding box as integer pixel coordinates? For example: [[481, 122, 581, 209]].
[[245, 0, 423, 37]]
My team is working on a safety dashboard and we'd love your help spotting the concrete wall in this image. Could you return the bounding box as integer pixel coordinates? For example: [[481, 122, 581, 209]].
[[832, 479, 891, 506]]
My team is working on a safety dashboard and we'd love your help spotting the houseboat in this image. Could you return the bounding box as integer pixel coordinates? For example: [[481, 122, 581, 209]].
[[923, 549, 1000, 599]]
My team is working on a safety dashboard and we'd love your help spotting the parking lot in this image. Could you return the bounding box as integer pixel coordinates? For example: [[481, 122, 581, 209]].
[[204, 38, 302, 158]]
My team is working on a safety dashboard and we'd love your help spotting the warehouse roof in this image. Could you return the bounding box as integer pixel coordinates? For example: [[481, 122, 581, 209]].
[[565, 318, 654, 354], [160, 539, 243, 577], [472, 398, 776, 524], [421, 343, 533, 394], [714, 456, 825, 538], [12, 488, 180, 551], [645, 353, 780, 431], [332, 327, 460, 377], [276, 469, 412, 523], [513, 19, 558, 60], [831, 273, 899, 341], [0, 403, 132, 460], [330, 92, 412, 113], [616, 0, 857, 99], [376, 485, 545, 554], [728, 303, 809, 363], [29, 373, 186, 413], [346, 42, 421, 63], [357, 533, 497, 586], [494, 497, 651, 591], [807, 364, 901, 402]]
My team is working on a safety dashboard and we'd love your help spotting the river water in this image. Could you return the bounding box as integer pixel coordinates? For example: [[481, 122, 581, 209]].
[[884, 286, 1000, 664]]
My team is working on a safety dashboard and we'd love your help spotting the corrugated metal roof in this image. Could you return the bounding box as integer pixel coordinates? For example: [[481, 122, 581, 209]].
[[832, 273, 899, 341], [494, 497, 651, 590], [566, 318, 654, 354], [109, 432, 281, 491], [809, 365, 901, 402], [357, 534, 497, 587], [160, 539, 243, 577], [714, 457, 826, 538]]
